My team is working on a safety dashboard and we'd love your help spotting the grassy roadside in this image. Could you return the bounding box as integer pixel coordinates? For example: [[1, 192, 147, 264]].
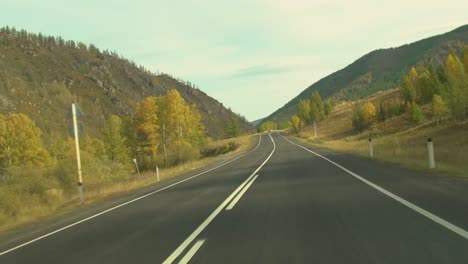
[[290, 90, 468, 177], [0, 135, 256, 234]]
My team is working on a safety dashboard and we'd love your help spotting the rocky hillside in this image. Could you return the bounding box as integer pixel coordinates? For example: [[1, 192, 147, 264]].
[[265, 24, 468, 123], [0, 27, 252, 141]]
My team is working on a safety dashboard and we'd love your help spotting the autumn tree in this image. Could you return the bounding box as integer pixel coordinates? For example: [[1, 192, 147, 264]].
[[298, 99, 311, 124], [165, 89, 205, 163], [362, 102, 377, 126], [289, 115, 302, 133], [0, 113, 49, 168], [259, 121, 277, 132], [352, 102, 376, 132], [103, 115, 129, 163], [400, 74, 416, 103], [415, 69, 435, 103], [311, 91, 324, 113], [410, 102, 424, 124], [432, 95, 448, 124], [135, 96, 159, 157], [442, 53, 467, 120]]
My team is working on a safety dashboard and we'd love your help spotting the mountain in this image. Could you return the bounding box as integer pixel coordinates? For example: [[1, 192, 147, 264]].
[[251, 118, 265, 127], [0, 27, 252, 141], [265, 24, 468, 122]]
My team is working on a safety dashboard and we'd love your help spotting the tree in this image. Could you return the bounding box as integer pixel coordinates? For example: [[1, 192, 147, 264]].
[[289, 115, 302, 133], [103, 115, 129, 163], [378, 101, 387, 122], [463, 46, 468, 74], [309, 103, 320, 123], [165, 89, 205, 163], [442, 53, 467, 120], [298, 99, 311, 124], [225, 115, 241, 138], [324, 99, 334, 116], [0, 113, 49, 168], [310, 91, 325, 121], [400, 74, 416, 103], [409, 67, 418, 83], [362, 102, 377, 126], [432, 95, 448, 124], [311, 91, 324, 113], [259, 121, 277, 132], [415, 69, 435, 103], [352, 102, 376, 132], [352, 104, 366, 132], [135, 96, 159, 157], [410, 102, 424, 124]]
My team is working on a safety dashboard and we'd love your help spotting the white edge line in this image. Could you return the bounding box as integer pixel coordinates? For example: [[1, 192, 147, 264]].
[[178, 239, 206, 264], [162, 132, 277, 264], [280, 134, 468, 240], [0, 135, 264, 257], [225, 174, 259, 211]]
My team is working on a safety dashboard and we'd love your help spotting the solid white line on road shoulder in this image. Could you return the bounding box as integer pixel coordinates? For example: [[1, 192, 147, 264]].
[[281, 134, 468, 240], [178, 239, 206, 264], [163, 133, 277, 264], [226, 174, 259, 211], [0, 135, 264, 257]]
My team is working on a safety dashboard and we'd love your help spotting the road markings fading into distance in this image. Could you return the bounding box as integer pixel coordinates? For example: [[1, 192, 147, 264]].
[[0, 134, 264, 257], [226, 174, 259, 210], [178, 239, 206, 264], [281, 134, 468, 240], [163, 133, 277, 264]]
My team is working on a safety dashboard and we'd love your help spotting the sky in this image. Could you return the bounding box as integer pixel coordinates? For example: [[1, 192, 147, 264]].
[[2, 0, 468, 121]]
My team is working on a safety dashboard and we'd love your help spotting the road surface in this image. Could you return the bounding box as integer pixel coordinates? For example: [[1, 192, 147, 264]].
[[1, 132, 468, 263]]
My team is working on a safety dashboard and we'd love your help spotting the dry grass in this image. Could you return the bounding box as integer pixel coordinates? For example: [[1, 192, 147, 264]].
[[293, 89, 468, 177], [0, 135, 255, 234]]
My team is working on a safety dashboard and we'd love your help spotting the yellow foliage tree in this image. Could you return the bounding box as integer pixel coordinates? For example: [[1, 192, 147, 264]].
[[362, 102, 377, 126], [409, 67, 418, 82], [0, 113, 49, 167], [289, 115, 301, 133], [135, 96, 159, 157], [259, 121, 277, 132]]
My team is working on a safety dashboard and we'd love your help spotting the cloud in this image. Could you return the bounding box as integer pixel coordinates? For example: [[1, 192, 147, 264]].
[[230, 64, 297, 78]]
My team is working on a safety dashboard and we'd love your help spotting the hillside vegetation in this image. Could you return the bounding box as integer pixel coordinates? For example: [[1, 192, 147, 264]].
[[265, 24, 468, 123], [0, 26, 252, 140], [287, 48, 468, 177]]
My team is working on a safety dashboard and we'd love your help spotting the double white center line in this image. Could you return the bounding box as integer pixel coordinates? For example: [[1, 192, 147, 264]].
[[163, 133, 276, 264]]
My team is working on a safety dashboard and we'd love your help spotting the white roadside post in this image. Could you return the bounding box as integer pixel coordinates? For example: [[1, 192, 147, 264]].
[[72, 103, 84, 204], [133, 158, 141, 178], [427, 137, 435, 169], [156, 165, 160, 182], [368, 138, 374, 158]]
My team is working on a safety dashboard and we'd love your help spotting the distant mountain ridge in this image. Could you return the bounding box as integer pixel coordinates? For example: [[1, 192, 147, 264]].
[[0, 27, 252, 140], [264, 24, 468, 122]]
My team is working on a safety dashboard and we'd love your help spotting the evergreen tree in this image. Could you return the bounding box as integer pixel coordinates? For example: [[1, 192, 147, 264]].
[[103, 115, 129, 163], [225, 116, 241, 138]]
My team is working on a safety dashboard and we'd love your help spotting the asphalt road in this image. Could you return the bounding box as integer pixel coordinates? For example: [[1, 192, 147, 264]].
[[1, 132, 468, 263]]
